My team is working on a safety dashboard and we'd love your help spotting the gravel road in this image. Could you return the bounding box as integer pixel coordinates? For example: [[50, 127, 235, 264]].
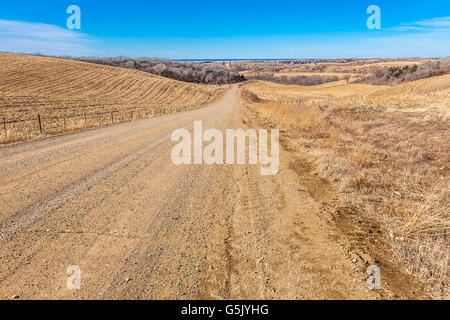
[[0, 86, 425, 299]]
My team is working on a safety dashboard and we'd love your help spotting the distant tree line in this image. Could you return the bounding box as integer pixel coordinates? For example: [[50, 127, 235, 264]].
[[277, 58, 356, 65], [73, 57, 246, 84], [247, 73, 339, 86], [361, 58, 450, 84]]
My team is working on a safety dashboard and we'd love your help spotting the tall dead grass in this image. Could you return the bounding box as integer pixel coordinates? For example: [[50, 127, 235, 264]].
[[240, 85, 449, 299]]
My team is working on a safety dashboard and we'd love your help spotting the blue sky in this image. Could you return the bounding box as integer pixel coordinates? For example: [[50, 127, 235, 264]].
[[0, 0, 449, 58]]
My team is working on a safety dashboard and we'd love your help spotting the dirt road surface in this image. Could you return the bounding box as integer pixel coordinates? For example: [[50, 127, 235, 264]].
[[0, 86, 426, 299]]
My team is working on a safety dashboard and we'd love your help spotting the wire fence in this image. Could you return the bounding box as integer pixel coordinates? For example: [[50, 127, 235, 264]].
[[1, 104, 193, 142]]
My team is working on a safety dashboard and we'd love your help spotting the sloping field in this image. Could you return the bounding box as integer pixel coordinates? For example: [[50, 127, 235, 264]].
[[0, 53, 223, 142], [364, 74, 450, 109], [243, 79, 387, 103]]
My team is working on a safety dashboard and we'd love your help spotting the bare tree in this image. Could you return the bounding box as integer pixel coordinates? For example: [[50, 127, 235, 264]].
[[153, 63, 167, 75], [76, 57, 245, 84]]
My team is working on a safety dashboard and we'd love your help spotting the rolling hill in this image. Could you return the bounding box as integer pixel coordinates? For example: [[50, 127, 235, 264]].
[[0, 53, 224, 142]]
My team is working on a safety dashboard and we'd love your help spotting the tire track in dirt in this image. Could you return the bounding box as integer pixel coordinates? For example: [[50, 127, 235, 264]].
[[0, 135, 168, 244]]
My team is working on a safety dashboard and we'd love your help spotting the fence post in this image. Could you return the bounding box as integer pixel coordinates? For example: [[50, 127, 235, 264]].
[[3, 116, 6, 138], [111, 111, 114, 123], [130, 111, 133, 121], [84, 113, 87, 125], [37, 114, 43, 134], [63, 114, 66, 128]]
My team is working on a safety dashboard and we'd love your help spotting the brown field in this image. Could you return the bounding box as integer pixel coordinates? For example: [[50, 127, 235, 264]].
[[242, 80, 387, 101], [240, 75, 449, 299], [0, 53, 224, 143], [242, 71, 362, 83]]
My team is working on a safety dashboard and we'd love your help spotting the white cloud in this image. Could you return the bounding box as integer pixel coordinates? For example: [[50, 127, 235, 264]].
[[390, 16, 450, 31], [0, 17, 448, 59], [0, 19, 97, 56]]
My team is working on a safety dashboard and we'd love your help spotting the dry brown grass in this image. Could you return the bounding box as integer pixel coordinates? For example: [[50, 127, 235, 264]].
[[240, 76, 450, 299], [0, 53, 224, 143]]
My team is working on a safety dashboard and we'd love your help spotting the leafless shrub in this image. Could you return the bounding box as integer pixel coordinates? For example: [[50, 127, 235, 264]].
[[361, 58, 450, 85]]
